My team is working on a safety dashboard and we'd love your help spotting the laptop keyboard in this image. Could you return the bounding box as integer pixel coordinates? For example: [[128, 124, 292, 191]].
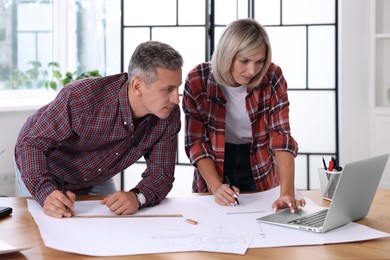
[[287, 209, 328, 228]]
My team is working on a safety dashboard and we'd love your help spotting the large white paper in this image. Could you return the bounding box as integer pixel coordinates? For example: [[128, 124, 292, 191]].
[[201, 186, 311, 214], [201, 187, 276, 214], [27, 199, 252, 256], [0, 240, 29, 255], [27, 188, 390, 256]]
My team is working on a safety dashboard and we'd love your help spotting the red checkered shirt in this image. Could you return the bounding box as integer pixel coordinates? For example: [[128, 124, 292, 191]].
[[182, 62, 298, 193], [15, 73, 180, 207]]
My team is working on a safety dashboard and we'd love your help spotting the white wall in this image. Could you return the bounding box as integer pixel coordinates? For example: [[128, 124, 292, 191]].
[[338, 0, 371, 164], [0, 110, 34, 196]]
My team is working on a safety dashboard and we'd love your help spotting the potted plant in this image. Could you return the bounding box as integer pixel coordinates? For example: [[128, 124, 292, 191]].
[[3, 61, 101, 91], [46, 62, 101, 91]]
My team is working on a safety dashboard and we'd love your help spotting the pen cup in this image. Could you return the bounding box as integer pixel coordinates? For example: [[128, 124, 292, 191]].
[[318, 168, 342, 201]]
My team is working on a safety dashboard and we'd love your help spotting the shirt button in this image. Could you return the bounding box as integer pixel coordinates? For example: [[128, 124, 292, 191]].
[[98, 168, 102, 172], [115, 152, 119, 156], [84, 178, 87, 181], [124, 121, 127, 125]]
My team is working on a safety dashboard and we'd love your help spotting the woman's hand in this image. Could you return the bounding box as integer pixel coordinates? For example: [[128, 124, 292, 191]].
[[213, 184, 240, 206], [272, 195, 306, 213]]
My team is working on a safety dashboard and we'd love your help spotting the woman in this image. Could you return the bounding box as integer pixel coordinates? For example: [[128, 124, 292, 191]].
[[182, 18, 305, 213]]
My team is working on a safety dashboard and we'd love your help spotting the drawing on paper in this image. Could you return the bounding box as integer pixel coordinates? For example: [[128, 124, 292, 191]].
[[200, 234, 246, 246], [256, 222, 267, 239]]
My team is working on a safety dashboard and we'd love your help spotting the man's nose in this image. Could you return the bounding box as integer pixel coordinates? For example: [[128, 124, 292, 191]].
[[170, 90, 180, 104]]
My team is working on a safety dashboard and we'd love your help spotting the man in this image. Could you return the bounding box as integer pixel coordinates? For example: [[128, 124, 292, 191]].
[[14, 41, 183, 218]]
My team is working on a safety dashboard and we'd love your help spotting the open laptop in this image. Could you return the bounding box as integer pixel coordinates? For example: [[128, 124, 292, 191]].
[[257, 154, 389, 233]]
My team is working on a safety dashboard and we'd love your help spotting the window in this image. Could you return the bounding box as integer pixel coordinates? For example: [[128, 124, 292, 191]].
[[0, 0, 53, 90], [0, 0, 120, 91], [121, 0, 338, 192]]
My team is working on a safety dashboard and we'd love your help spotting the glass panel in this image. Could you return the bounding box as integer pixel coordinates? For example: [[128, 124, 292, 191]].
[[295, 155, 308, 190], [214, 26, 225, 45], [376, 0, 390, 34], [37, 33, 53, 70], [17, 34, 37, 72], [170, 164, 194, 194], [0, 1, 53, 90], [308, 26, 335, 89], [0, 0, 120, 91], [215, 0, 248, 25], [237, 0, 249, 19], [124, 163, 146, 190], [267, 26, 306, 89], [376, 39, 390, 106], [309, 155, 334, 190], [178, 96, 191, 164], [123, 28, 151, 73], [124, 163, 194, 194], [76, 0, 121, 76], [254, 0, 281, 25], [124, 0, 177, 26], [51, 0, 121, 92], [104, 1, 121, 76], [17, 2, 52, 31], [283, 0, 335, 25], [152, 27, 205, 94], [178, 0, 205, 25], [288, 90, 336, 153]]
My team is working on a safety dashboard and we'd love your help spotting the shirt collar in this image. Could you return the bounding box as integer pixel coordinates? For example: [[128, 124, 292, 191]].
[[206, 72, 227, 104]]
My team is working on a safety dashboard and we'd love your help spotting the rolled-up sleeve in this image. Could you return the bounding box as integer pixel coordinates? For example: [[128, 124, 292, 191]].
[[267, 65, 298, 157]]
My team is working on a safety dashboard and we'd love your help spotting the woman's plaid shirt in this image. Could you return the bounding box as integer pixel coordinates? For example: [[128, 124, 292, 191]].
[[182, 62, 298, 193]]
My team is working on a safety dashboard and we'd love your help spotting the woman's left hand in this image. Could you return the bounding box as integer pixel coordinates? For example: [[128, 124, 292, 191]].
[[272, 195, 306, 213]]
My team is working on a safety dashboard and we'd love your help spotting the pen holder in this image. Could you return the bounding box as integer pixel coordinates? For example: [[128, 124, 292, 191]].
[[318, 168, 342, 201]]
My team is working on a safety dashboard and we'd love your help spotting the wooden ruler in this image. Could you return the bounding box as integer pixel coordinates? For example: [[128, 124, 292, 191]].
[[72, 214, 183, 218]]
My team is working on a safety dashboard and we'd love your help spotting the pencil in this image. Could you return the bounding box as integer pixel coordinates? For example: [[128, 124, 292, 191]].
[[61, 172, 69, 210], [224, 176, 240, 205]]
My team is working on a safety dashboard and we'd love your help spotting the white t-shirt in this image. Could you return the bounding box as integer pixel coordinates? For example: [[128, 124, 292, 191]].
[[220, 85, 252, 144]]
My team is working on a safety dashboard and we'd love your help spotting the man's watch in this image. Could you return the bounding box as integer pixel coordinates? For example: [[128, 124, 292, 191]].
[[130, 188, 146, 207]]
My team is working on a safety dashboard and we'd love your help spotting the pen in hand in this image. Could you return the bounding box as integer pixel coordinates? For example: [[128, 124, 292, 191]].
[[224, 176, 240, 205], [61, 173, 69, 211]]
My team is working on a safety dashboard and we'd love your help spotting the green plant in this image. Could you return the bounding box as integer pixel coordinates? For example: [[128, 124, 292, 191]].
[[4, 61, 49, 89], [3, 61, 101, 91], [46, 62, 101, 91]]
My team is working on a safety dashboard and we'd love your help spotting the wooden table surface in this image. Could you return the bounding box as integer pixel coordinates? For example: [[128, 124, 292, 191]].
[[0, 190, 389, 260]]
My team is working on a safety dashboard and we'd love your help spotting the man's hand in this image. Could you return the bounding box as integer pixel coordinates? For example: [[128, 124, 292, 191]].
[[99, 191, 139, 215], [272, 195, 306, 213], [43, 190, 76, 218]]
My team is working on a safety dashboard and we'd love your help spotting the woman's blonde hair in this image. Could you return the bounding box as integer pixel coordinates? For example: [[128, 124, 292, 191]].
[[211, 18, 272, 88]]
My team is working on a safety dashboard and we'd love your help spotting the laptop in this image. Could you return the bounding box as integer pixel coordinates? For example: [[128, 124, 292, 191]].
[[257, 154, 389, 233]]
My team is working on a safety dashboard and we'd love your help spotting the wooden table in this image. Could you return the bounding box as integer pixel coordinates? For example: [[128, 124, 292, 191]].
[[0, 190, 389, 259]]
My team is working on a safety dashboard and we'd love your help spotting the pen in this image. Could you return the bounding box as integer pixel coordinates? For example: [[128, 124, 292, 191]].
[[224, 176, 239, 205], [328, 160, 334, 171], [322, 157, 330, 180], [61, 173, 69, 211], [333, 157, 343, 171], [322, 157, 327, 170]]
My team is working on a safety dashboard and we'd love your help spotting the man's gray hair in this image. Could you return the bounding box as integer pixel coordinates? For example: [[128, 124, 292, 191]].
[[128, 41, 183, 84]]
